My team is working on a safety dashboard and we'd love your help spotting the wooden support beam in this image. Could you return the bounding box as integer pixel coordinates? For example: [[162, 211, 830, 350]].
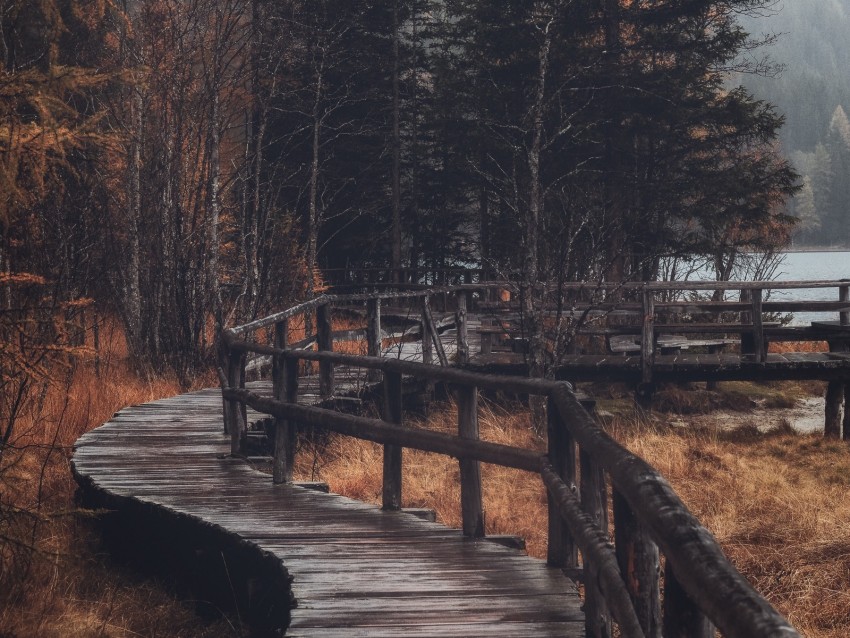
[[421, 297, 433, 365], [317, 304, 334, 397], [366, 298, 382, 382], [580, 449, 613, 638], [840, 283, 849, 327], [272, 319, 289, 483], [227, 350, 246, 455], [663, 560, 715, 638], [480, 318, 493, 354], [826, 380, 843, 438], [456, 291, 470, 364], [273, 355, 298, 484], [751, 288, 766, 362], [422, 296, 449, 366], [382, 370, 404, 510], [638, 289, 655, 408], [457, 384, 484, 537], [613, 489, 661, 638], [546, 396, 577, 568]]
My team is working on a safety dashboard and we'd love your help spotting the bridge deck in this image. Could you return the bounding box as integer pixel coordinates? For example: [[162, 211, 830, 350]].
[[72, 388, 584, 637], [469, 351, 850, 382]]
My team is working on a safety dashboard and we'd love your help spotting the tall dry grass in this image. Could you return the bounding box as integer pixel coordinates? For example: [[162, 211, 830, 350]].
[[297, 395, 850, 638], [0, 321, 234, 637]]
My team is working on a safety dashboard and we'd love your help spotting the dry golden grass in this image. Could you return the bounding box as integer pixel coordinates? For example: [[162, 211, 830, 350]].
[[770, 340, 830, 353], [0, 338, 235, 636], [298, 394, 850, 638]]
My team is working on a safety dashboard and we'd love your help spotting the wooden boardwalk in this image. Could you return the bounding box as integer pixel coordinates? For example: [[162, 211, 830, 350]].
[[471, 351, 850, 382], [72, 387, 585, 637]]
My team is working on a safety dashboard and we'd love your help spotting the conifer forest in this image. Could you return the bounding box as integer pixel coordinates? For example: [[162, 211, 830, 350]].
[[4, 3, 850, 635]]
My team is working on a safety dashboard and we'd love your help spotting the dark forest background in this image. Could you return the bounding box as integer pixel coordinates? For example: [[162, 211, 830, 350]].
[[2, 0, 800, 385], [738, 0, 850, 247]]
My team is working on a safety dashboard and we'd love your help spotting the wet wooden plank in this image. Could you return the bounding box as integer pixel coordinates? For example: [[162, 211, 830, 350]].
[[73, 387, 584, 637]]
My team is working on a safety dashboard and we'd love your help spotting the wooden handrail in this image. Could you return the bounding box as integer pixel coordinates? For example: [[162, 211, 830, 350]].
[[218, 278, 820, 638]]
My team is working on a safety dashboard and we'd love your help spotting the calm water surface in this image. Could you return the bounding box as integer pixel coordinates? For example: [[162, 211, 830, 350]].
[[766, 251, 849, 324]]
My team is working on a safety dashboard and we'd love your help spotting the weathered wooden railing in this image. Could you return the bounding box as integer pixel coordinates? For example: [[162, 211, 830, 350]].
[[218, 283, 804, 638]]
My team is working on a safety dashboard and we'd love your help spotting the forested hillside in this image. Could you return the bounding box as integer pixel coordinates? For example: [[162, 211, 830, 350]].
[[738, 1, 850, 247], [1, 0, 796, 381]]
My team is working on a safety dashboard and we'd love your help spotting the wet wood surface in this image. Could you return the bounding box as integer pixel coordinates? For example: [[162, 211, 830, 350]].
[[73, 387, 584, 637], [470, 351, 850, 382]]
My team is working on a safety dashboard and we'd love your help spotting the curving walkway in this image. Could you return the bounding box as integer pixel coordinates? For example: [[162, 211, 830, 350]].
[[73, 387, 585, 637]]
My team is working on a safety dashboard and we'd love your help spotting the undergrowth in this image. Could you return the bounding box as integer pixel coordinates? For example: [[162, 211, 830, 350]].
[[0, 327, 233, 637]]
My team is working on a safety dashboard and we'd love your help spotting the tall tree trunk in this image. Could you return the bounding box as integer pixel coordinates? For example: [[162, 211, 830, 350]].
[[391, 0, 403, 282], [124, 87, 144, 362], [524, 12, 554, 432], [601, 0, 627, 285], [208, 90, 223, 331], [307, 72, 323, 300]]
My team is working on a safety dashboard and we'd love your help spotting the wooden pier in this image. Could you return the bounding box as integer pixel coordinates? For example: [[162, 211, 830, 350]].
[[73, 277, 847, 638], [73, 388, 584, 637]]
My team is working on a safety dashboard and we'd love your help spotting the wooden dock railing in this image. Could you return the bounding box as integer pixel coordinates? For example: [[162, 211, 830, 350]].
[[217, 280, 817, 638]]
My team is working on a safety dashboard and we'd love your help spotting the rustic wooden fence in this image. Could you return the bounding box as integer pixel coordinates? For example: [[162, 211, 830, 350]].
[[215, 280, 827, 638]]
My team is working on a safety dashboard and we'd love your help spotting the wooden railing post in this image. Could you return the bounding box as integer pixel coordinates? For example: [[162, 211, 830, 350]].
[[613, 489, 661, 637], [421, 295, 433, 365], [366, 298, 382, 382], [638, 288, 655, 408], [750, 287, 766, 362], [273, 356, 299, 484], [480, 317, 493, 355], [422, 295, 449, 366], [841, 282, 850, 327], [227, 349, 246, 455], [272, 320, 296, 484], [546, 396, 577, 568], [457, 384, 484, 537], [740, 288, 753, 355], [456, 290, 470, 364], [317, 303, 334, 397], [580, 449, 613, 638], [663, 561, 715, 638], [382, 370, 404, 510]]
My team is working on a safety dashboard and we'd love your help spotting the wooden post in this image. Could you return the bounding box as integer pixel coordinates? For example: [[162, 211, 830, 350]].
[[840, 283, 849, 327], [220, 340, 231, 435], [272, 321, 294, 484], [317, 303, 334, 397], [456, 291, 470, 364], [825, 381, 842, 439], [546, 396, 577, 568], [421, 296, 433, 365], [637, 289, 655, 408], [457, 384, 484, 537], [580, 449, 612, 638], [228, 350, 246, 455], [751, 288, 766, 362], [422, 295, 449, 366], [663, 560, 715, 638], [366, 298, 382, 382], [613, 489, 661, 637], [740, 288, 753, 355], [480, 318, 493, 355], [382, 370, 404, 510]]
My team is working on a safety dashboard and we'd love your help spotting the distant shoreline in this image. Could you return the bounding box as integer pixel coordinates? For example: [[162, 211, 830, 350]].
[[783, 246, 850, 253]]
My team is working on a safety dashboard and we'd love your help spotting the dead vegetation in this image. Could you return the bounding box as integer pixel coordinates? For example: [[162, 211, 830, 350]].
[[296, 386, 850, 638], [0, 338, 235, 637]]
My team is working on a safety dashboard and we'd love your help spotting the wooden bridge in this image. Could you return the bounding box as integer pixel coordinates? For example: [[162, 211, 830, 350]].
[[73, 276, 850, 637]]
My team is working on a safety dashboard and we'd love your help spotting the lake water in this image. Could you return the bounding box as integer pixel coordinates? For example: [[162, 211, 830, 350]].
[[752, 251, 849, 325], [675, 251, 849, 324]]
